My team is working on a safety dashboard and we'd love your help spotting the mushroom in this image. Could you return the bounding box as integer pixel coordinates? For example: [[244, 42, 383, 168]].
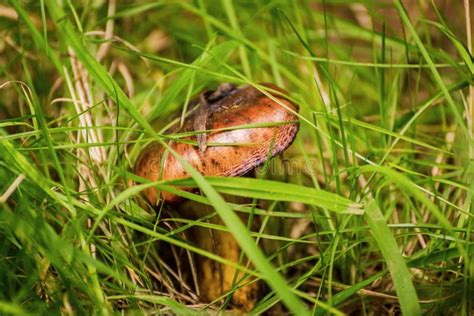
[[136, 83, 299, 203], [135, 83, 299, 311]]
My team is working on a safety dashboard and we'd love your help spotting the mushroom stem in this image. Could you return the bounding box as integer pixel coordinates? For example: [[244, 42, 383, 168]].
[[179, 197, 260, 311]]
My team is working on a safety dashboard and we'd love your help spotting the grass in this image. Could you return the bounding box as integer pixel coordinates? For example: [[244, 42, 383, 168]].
[[0, 0, 473, 314]]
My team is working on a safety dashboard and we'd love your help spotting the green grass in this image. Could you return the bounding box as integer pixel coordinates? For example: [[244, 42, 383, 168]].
[[1, 0, 473, 314]]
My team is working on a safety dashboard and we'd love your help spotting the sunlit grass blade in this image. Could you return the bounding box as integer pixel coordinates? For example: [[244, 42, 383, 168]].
[[359, 165, 453, 231], [365, 199, 421, 315], [169, 176, 363, 214]]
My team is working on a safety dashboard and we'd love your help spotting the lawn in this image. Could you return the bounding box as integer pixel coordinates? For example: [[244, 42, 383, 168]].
[[0, 0, 473, 315]]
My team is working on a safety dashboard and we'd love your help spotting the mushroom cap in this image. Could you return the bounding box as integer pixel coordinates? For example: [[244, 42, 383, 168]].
[[135, 83, 299, 204]]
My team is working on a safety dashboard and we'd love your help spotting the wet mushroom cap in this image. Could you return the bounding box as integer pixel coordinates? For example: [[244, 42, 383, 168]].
[[135, 83, 300, 204]]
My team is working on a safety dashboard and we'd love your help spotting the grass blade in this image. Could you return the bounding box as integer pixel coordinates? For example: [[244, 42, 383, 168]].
[[365, 199, 421, 315], [169, 176, 363, 214]]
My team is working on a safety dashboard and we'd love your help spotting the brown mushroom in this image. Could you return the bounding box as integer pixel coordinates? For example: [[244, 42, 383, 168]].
[[135, 83, 299, 311], [135, 83, 299, 204]]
